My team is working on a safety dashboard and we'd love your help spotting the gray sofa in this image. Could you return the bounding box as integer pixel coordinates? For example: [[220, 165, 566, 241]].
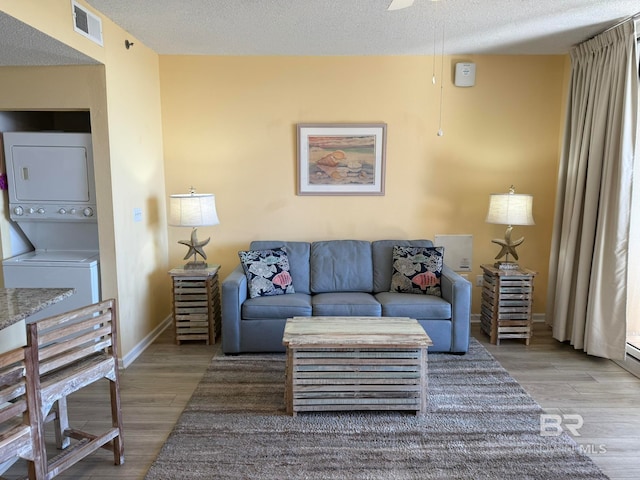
[[221, 239, 472, 354]]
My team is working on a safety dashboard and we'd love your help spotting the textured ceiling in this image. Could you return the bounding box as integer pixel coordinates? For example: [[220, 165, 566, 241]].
[[0, 13, 98, 66], [0, 1, 638, 68], [85, 0, 640, 55]]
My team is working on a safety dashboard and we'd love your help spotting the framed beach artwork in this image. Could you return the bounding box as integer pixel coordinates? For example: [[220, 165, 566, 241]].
[[297, 123, 387, 195]]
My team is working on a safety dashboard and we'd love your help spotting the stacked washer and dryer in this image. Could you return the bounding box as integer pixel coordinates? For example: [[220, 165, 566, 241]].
[[2, 132, 100, 322]]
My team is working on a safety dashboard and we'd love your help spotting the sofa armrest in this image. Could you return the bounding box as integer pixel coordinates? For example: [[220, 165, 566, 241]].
[[221, 264, 247, 354], [440, 265, 472, 353]]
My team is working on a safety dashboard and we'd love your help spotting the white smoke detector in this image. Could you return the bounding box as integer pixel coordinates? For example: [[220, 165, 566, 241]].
[[454, 62, 476, 87]]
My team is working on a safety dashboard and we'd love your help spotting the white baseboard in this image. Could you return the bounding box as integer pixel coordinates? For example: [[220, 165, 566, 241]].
[[119, 315, 172, 369], [470, 313, 546, 323], [121, 313, 547, 368], [617, 344, 640, 379]]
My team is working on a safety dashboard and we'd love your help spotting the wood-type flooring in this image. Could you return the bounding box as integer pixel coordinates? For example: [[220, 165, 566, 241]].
[[5, 323, 639, 479]]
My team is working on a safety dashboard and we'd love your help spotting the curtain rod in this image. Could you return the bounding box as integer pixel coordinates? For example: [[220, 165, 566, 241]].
[[598, 11, 640, 36]]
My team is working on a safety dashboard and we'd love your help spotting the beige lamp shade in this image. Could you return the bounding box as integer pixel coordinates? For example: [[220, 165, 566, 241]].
[[485, 192, 535, 226], [169, 191, 219, 269], [169, 193, 220, 227], [485, 186, 534, 268]]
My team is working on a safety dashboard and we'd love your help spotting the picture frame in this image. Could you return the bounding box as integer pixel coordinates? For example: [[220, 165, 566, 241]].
[[297, 123, 387, 195]]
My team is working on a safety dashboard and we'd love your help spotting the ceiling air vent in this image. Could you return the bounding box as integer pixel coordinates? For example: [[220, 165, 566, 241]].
[[72, 1, 103, 46]]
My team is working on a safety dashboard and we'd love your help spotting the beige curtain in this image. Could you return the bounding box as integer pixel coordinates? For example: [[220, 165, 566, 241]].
[[546, 20, 638, 360]]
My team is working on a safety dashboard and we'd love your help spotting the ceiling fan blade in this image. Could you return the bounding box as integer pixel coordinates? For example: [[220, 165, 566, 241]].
[[388, 0, 414, 11]]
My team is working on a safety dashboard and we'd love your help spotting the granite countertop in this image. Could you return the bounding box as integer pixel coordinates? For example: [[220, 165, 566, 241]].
[[0, 288, 75, 331]]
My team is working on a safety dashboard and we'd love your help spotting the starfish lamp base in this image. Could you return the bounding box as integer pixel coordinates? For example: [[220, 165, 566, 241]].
[[184, 260, 208, 270], [494, 260, 519, 270], [491, 225, 525, 268], [178, 227, 211, 271]]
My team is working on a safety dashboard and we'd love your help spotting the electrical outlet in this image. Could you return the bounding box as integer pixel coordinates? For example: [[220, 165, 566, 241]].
[[475, 275, 484, 287]]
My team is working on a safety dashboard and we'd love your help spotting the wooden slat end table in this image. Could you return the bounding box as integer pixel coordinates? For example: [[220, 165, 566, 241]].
[[168, 265, 221, 345], [480, 264, 537, 345]]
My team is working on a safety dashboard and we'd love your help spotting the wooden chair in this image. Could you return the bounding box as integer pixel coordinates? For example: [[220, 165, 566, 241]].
[[26, 299, 124, 479], [0, 346, 45, 479]]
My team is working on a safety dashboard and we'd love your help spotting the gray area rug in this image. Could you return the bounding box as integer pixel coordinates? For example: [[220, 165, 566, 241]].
[[145, 338, 608, 479]]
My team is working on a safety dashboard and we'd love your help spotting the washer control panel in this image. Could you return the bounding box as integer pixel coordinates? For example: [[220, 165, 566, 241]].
[[10, 204, 97, 221]]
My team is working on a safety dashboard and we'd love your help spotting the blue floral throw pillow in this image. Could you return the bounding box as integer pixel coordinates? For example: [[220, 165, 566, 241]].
[[238, 247, 295, 299], [389, 246, 444, 296]]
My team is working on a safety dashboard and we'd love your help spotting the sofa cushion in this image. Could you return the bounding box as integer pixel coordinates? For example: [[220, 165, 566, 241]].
[[250, 241, 311, 294], [375, 292, 452, 320], [389, 245, 444, 296], [372, 240, 434, 293], [238, 247, 295, 298], [310, 240, 373, 293], [312, 292, 382, 317], [242, 293, 312, 320]]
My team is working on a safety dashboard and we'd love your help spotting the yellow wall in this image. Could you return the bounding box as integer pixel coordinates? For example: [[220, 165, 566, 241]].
[[99, 15, 169, 360], [0, 0, 568, 357], [0, 1, 169, 363], [160, 55, 566, 313]]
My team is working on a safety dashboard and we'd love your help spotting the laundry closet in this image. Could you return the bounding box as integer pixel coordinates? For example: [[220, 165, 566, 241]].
[[0, 111, 99, 322]]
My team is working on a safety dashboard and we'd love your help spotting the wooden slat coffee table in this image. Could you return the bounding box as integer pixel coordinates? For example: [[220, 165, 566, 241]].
[[282, 316, 432, 416]]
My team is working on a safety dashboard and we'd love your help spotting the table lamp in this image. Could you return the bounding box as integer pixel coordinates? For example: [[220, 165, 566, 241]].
[[485, 185, 534, 270], [169, 188, 220, 269]]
